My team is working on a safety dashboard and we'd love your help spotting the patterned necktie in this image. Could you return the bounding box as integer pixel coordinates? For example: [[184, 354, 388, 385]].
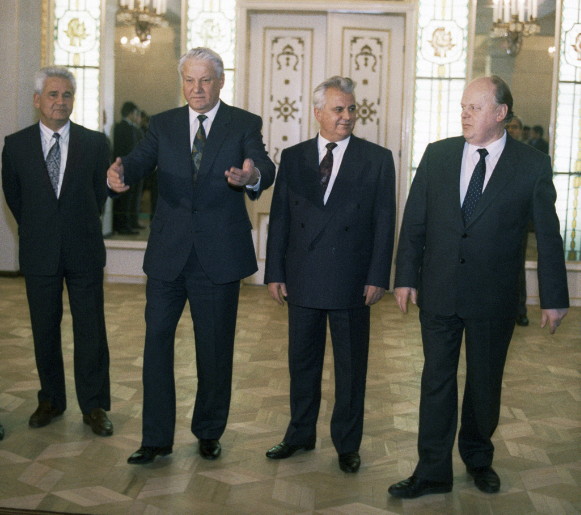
[[462, 148, 488, 224], [46, 133, 61, 195], [320, 142, 337, 194], [191, 114, 207, 183]]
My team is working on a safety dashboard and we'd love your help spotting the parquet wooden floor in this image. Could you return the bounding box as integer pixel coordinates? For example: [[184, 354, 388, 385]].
[[0, 277, 579, 514]]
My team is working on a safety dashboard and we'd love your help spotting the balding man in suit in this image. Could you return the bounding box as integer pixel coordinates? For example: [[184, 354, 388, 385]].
[[388, 76, 568, 499]]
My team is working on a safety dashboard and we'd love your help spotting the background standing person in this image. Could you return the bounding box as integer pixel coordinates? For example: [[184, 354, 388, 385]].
[[264, 76, 396, 473], [113, 101, 143, 234], [1, 66, 113, 437], [529, 125, 549, 154], [107, 47, 275, 465], [388, 75, 568, 499]]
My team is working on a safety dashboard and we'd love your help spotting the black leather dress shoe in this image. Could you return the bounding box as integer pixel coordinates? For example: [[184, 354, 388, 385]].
[[467, 466, 501, 493], [266, 439, 316, 459], [29, 401, 64, 428], [83, 408, 113, 437], [516, 314, 529, 326], [198, 439, 221, 460], [388, 476, 452, 499], [338, 452, 361, 473], [127, 446, 173, 465]]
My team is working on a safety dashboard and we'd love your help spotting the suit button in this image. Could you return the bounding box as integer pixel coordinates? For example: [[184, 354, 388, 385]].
[[300, 223, 305, 228], [462, 233, 468, 238], [460, 258, 465, 264], [345, 226, 349, 231]]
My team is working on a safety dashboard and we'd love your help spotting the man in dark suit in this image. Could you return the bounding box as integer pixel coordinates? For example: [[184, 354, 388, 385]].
[[264, 76, 396, 473], [107, 47, 275, 464], [388, 76, 569, 498], [2, 66, 113, 437], [113, 101, 143, 234]]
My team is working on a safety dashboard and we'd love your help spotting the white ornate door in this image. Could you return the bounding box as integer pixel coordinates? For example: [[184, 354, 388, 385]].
[[244, 10, 405, 284]]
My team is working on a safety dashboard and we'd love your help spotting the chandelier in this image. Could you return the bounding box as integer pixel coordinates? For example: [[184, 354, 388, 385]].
[[490, 0, 541, 55], [117, 0, 168, 53]]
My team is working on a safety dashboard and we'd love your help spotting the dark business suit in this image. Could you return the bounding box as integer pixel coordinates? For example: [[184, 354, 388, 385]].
[[2, 122, 111, 414], [121, 102, 275, 446], [265, 135, 396, 453], [395, 134, 569, 482], [113, 119, 143, 231]]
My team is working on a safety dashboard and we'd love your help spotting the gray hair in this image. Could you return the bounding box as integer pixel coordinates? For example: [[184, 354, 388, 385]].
[[34, 66, 76, 95], [313, 76, 355, 109], [178, 47, 224, 78]]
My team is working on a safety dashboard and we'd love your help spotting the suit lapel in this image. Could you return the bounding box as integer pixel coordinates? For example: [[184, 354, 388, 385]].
[[303, 136, 364, 246], [195, 102, 230, 183], [59, 122, 81, 197], [466, 136, 517, 227], [299, 138, 324, 207], [31, 124, 60, 198], [324, 136, 364, 210], [445, 138, 466, 227]]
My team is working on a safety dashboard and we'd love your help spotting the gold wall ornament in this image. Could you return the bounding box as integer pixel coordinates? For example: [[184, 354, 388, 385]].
[[420, 20, 464, 65]]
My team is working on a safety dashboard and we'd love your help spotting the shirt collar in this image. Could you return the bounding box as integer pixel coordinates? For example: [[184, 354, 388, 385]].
[[317, 133, 350, 153], [189, 100, 221, 125], [468, 130, 506, 161], [39, 120, 70, 142]]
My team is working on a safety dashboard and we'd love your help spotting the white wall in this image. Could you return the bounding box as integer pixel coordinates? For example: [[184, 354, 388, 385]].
[[0, 0, 41, 272]]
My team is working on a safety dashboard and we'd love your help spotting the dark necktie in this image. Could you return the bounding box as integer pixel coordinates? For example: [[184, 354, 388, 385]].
[[191, 114, 207, 183], [46, 133, 61, 195], [462, 148, 488, 224], [320, 142, 337, 194]]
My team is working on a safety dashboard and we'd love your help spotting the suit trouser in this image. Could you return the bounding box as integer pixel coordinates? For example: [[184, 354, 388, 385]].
[[141, 246, 240, 447], [284, 303, 370, 455], [24, 267, 110, 414], [414, 310, 515, 483]]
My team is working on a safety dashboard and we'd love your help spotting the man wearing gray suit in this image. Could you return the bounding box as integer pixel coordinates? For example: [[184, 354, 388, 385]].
[[388, 76, 569, 499], [264, 76, 396, 473]]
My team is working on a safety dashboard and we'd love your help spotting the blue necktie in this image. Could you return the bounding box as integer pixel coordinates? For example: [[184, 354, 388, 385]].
[[462, 148, 488, 224], [46, 133, 61, 195], [192, 114, 207, 183]]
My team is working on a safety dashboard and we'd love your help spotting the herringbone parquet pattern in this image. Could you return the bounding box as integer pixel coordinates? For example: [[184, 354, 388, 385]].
[[0, 277, 579, 514]]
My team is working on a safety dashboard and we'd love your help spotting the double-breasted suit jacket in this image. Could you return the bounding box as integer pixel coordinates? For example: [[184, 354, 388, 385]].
[[121, 103, 275, 283], [265, 135, 396, 308], [395, 135, 569, 317], [265, 134, 396, 454]]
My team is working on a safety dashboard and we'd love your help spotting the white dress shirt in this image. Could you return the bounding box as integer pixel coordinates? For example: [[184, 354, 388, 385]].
[[317, 134, 350, 205], [460, 130, 507, 205], [188, 101, 261, 191]]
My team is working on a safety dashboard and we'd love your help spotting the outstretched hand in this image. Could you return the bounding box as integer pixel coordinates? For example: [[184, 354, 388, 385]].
[[107, 157, 129, 193], [225, 158, 259, 187]]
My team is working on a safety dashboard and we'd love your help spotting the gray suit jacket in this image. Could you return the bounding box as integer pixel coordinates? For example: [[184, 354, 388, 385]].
[[265, 135, 396, 309], [395, 135, 569, 318]]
